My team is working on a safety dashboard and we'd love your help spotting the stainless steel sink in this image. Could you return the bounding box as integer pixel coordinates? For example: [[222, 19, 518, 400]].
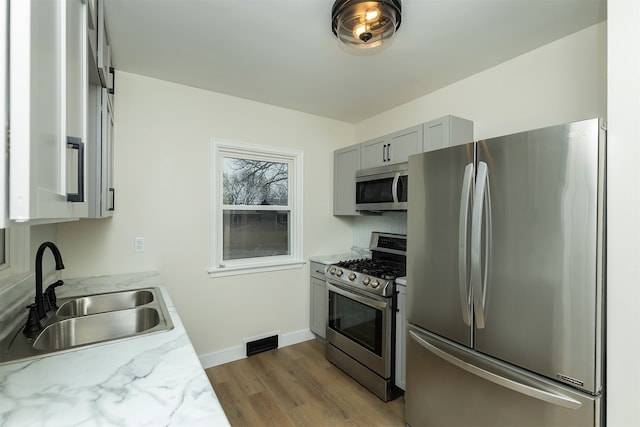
[[33, 307, 161, 351], [57, 289, 154, 316], [0, 287, 174, 365]]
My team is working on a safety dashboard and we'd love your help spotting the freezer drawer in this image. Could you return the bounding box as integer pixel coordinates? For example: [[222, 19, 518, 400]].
[[406, 326, 601, 427]]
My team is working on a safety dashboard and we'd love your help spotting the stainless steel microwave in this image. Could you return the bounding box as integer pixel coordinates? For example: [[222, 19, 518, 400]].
[[355, 163, 408, 211]]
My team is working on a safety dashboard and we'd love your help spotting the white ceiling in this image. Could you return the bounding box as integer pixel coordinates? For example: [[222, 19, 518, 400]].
[[103, 0, 606, 123]]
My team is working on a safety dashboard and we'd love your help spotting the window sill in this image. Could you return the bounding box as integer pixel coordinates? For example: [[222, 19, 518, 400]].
[[207, 259, 306, 278]]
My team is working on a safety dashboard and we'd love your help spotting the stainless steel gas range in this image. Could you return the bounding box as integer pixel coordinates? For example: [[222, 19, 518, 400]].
[[325, 232, 406, 401]]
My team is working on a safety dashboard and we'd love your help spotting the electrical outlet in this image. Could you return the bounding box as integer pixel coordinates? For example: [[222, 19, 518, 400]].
[[134, 237, 145, 253]]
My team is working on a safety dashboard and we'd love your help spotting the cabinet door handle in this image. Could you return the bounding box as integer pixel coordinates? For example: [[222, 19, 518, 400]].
[[107, 187, 115, 211], [383, 143, 391, 162], [108, 66, 115, 95], [66, 137, 85, 202]]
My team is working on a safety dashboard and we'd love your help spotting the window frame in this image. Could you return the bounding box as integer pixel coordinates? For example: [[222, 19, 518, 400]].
[[0, 224, 31, 288], [208, 138, 304, 277]]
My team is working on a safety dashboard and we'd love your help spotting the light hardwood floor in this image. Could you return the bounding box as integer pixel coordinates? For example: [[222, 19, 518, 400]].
[[206, 339, 406, 426]]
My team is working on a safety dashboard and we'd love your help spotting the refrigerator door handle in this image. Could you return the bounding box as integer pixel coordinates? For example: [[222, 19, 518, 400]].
[[408, 329, 582, 410], [458, 163, 474, 325], [471, 161, 491, 328]]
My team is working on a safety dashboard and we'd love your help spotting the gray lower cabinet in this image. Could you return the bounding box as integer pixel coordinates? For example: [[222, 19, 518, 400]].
[[333, 144, 361, 216], [395, 283, 407, 390], [423, 115, 474, 152], [310, 262, 327, 339]]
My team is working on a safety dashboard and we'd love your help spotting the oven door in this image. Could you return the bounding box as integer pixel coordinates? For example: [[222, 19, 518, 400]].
[[326, 282, 392, 378]]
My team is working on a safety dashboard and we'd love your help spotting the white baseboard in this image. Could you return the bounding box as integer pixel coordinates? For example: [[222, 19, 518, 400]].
[[199, 328, 316, 369]]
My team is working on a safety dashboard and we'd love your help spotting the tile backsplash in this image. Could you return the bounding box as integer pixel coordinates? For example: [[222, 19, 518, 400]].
[[352, 211, 407, 249]]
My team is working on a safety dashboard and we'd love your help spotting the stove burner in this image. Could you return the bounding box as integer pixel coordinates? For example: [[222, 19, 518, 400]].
[[334, 258, 405, 280]]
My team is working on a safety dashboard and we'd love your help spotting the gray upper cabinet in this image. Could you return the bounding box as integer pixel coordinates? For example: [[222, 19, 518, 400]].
[[423, 115, 474, 152], [9, 0, 88, 222], [361, 137, 387, 169], [86, 0, 115, 218], [333, 144, 361, 216], [86, 86, 115, 218], [97, 0, 111, 90], [388, 125, 424, 163], [0, 0, 6, 227], [361, 125, 423, 169], [99, 0, 115, 113], [333, 118, 471, 216]]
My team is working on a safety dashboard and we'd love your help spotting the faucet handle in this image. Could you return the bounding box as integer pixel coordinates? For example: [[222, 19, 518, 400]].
[[23, 304, 43, 338], [45, 280, 64, 310]]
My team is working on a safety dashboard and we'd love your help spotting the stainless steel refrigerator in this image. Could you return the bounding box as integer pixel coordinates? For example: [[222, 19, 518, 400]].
[[406, 118, 605, 426]]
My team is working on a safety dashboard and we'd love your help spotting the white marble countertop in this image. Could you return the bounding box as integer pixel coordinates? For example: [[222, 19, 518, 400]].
[[0, 271, 229, 427], [309, 248, 371, 265]]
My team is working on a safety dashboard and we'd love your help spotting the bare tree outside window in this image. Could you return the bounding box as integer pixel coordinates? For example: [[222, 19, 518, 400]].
[[222, 157, 290, 260], [223, 158, 288, 206]]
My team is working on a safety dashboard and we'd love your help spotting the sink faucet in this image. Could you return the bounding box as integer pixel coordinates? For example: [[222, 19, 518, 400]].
[[33, 242, 65, 320]]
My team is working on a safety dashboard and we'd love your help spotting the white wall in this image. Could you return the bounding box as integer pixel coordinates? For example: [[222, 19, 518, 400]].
[[607, 0, 640, 425], [57, 73, 355, 356], [355, 22, 607, 142]]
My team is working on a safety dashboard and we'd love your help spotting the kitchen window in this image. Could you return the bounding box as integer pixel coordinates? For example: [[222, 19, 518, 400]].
[[209, 139, 304, 277]]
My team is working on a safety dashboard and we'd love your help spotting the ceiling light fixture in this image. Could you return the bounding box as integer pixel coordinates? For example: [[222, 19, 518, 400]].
[[331, 0, 402, 55]]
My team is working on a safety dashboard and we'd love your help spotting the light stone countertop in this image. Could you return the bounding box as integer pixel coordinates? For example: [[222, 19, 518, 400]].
[[309, 247, 371, 265], [0, 271, 229, 427]]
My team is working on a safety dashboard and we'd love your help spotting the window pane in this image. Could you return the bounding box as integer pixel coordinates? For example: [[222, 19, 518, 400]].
[[223, 210, 290, 260], [223, 157, 288, 205]]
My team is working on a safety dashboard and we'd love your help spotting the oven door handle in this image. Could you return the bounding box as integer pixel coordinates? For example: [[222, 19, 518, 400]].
[[327, 283, 389, 310]]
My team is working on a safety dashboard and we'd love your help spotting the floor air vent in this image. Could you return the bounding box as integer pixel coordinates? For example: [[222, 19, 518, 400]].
[[246, 334, 278, 356]]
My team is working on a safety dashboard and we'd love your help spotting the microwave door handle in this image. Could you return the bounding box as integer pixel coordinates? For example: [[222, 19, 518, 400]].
[[392, 172, 400, 203]]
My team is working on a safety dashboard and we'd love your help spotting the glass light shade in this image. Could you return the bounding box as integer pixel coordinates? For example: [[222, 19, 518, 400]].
[[332, 0, 402, 54]]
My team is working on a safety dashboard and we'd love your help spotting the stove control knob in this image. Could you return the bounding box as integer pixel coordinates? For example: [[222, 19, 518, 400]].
[[329, 266, 336, 275], [370, 279, 380, 289], [348, 272, 356, 281], [336, 269, 343, 277], [362, 277, 371, 286]]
